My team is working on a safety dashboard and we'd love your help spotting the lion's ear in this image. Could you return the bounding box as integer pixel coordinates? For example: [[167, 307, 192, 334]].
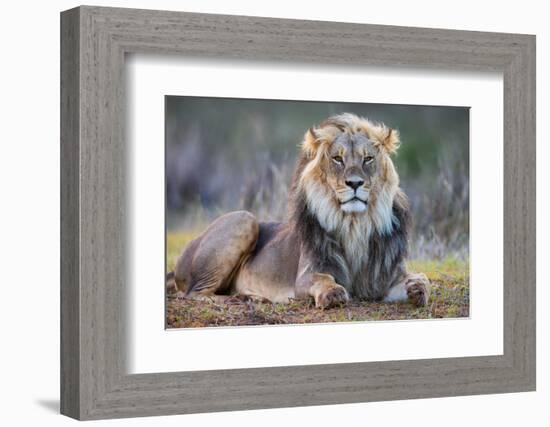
[[379, 128, 400, 154], [302, 125, 342, 158], [302, 127, 321, 158]]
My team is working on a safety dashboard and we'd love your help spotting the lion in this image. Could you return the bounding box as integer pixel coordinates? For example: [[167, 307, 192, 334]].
[[168, 113, 430, 309]]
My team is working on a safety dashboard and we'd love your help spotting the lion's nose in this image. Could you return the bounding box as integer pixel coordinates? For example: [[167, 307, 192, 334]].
[[345, 179, 364, 190]]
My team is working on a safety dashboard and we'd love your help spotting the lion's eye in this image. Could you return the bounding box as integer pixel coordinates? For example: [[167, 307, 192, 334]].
[[363, 156, 374, 165], [332, 156, 344, 165]]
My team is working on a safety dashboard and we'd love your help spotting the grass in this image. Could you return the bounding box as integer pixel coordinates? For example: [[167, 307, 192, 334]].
[[166, 232, 469, 328]]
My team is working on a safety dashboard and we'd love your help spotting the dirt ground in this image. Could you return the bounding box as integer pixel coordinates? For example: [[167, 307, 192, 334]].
[[166, 258, 469, 328]]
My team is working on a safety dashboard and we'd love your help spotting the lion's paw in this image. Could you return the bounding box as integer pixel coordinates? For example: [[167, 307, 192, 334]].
[[315, 283, 349, 309], [405, 273, 430, 307]]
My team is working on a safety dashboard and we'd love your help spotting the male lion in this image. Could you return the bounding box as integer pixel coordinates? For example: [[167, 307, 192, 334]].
[[168, 113, 430, 309]]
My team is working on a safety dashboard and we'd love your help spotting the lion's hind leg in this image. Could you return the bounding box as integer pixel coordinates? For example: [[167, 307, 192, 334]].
[[383, 272, 430, 307], [172, 211, 259, 301]]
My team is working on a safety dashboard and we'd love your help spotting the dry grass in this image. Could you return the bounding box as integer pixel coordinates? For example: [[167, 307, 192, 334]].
[[166, 233, 469, 328]]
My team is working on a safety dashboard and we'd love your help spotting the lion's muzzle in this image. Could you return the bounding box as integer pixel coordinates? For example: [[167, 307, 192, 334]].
[[339, 187, 369, 213]]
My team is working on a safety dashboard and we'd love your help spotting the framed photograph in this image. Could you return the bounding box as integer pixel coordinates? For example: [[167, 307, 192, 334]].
[[164, 97, 470, 329], [60, 6, 536, 420]]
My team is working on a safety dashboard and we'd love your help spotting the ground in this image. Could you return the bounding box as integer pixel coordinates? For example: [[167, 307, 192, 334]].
[[166, 232, 469, 328]]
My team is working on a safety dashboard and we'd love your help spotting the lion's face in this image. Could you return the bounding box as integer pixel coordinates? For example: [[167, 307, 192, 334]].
[[324, 131, 379, 214]]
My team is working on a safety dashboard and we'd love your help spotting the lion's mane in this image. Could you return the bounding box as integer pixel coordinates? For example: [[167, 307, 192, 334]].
[[288, 114, 411, 300]]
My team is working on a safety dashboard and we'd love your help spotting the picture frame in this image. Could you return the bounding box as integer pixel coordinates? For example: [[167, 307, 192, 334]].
[[60, 5, 536, 420]]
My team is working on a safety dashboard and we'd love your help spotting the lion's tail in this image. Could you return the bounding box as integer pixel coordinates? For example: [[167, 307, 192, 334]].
[[166, 271, 178, 294]]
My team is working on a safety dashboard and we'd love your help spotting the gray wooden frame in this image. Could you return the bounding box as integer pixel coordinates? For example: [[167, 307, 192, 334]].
[[60, 5, 536, 420]]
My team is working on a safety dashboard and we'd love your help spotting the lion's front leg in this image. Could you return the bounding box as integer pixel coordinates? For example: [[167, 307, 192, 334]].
[[384, 272, 430, 307], [296, 272, 349, 309]]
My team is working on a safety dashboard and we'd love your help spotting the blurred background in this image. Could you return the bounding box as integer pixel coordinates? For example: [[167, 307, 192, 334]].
[[166, 96, 469, 262]]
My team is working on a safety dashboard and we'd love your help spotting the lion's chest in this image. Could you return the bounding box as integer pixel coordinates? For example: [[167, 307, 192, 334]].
[[325, 220, 372, 288]]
